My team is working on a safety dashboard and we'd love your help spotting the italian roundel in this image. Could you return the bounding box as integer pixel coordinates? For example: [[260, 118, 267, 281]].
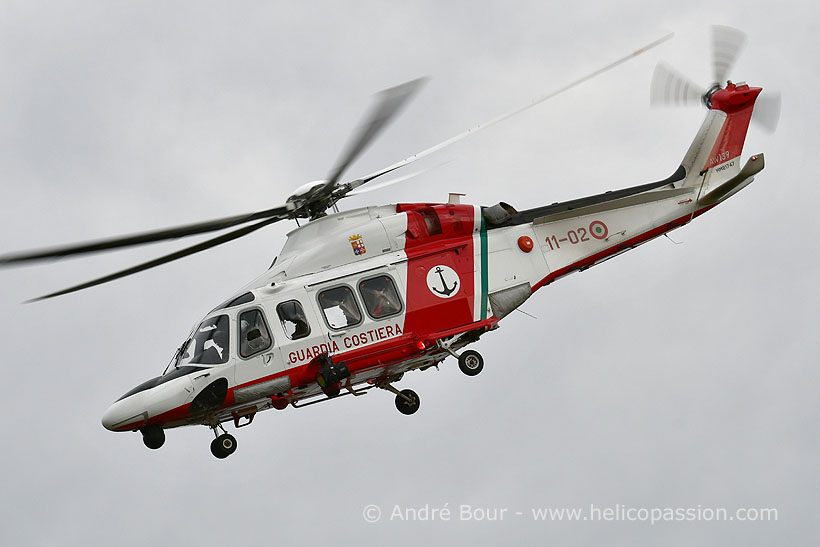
[[589, 220, 608, 240]]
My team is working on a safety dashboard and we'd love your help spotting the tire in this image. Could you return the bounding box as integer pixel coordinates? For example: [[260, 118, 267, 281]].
[[395, 389, 420, 415], [141, 425, 165, 450], [211, 433, 237, 459], [458, 350, 484, 376]]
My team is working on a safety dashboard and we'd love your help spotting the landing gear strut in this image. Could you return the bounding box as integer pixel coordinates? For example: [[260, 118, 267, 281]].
[[437, 340, 485, 377], [209, 423, 238, 459]]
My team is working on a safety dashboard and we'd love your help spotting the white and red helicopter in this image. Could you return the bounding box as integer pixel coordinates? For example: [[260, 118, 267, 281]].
[[0, 27, 779, 458]]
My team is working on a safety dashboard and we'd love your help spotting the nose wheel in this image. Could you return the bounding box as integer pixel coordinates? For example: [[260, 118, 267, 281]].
[[210, 433, 238, 459], [209, 422, 238, 459], [140, 425, 165, 450]]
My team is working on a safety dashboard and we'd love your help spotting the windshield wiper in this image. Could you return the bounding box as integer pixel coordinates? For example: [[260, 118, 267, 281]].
[[167, 340, 188, 372]]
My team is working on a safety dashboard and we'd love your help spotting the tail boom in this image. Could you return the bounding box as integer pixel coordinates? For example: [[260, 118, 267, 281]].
[[482, 85, 767, 316]]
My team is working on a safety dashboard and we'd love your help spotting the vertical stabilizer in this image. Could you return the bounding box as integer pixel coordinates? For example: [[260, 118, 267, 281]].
[[676, 83, 762, 191]]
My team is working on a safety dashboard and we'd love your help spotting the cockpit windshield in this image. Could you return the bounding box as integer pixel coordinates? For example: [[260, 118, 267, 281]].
[[176, 315, 231, 367]]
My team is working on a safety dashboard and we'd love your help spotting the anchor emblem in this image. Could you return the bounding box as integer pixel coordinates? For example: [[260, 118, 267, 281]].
[[426, 265, 460, 299]]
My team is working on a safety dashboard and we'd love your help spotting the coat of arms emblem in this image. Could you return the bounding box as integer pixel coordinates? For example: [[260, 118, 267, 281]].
[[349, 234, 366, 256]]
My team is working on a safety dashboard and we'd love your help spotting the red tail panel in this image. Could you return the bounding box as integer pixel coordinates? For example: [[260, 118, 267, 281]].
[[702, 83, 761, 170]]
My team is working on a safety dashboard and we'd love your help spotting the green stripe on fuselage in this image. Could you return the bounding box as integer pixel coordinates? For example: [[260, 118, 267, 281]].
[[480, 214, 488, 320]]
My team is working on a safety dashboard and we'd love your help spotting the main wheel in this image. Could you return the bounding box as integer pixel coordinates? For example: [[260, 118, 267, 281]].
[[458, 350, 484, 376], [141, 425, 165, 450], [210, 433, 238, 459], [395, 389, 420, 415]]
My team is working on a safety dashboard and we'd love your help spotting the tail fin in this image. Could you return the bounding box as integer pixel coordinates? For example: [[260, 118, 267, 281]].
[[676, 83, 762, 195]]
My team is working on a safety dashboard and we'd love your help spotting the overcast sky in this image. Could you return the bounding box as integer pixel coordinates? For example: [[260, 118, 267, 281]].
[[0, 1, 817, 545]]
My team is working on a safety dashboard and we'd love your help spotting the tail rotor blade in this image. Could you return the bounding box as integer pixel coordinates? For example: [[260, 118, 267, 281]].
[[711, 25, 746, 85], [752, 91, 782, 133], [650, 63, 705, 106]]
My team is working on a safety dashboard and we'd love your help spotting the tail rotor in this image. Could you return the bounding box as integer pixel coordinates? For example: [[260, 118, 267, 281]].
[[650, 25, 780, 133], [710, 24, 747, 86]]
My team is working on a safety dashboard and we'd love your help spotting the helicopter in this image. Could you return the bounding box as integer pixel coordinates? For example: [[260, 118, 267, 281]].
[[0, 27, 780, 459]]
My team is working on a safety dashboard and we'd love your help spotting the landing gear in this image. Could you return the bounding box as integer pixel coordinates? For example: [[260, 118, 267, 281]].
[[140, 425, 165, 450], [394, 389, 420, 415], [374, 342, 486, 416], [458, 350, 484, 376], [379, 378, 421, 415], [436, 339, 485, 377], [210, 433, 238, 459], [209, 422, 238, 459]]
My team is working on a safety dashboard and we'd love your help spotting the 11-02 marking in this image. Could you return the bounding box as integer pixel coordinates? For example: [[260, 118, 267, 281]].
[[544, 221, 608, 251], [545, 229, 588, 250]]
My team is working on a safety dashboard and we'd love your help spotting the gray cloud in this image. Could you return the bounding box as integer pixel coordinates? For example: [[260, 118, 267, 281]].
[[0, 1, 815, 545]]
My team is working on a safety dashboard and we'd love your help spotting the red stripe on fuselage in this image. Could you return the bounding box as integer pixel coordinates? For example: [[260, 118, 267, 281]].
[[130, 315, 498, 431]]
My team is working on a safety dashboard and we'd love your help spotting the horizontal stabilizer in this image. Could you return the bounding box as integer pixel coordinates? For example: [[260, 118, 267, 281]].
[[698, 154, 764, 206]]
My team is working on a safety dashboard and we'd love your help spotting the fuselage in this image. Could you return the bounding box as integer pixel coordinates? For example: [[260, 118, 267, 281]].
[[100, 177, 724, 432], [102, 82, 767, 435]]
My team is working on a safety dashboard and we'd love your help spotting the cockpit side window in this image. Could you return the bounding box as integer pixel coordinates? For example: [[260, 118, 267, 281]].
[[318, 286, 362, 330], [183, 315, 230, 365], [359, 275, 403, 319], [277, 300, 311, 340], [238, 309, 272, 359], [210, 291, 255, 313]]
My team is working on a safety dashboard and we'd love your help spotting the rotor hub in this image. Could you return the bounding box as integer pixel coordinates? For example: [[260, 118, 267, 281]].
[[702, 82, 724, 109]]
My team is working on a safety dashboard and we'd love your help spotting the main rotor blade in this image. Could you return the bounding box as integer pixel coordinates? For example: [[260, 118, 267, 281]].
[[320, 77, 428, 197], [0, 204, 293, 266], [711, 25, 746, 85], [650, 62, 706, 106], [27, 216, 283, 302], [346, 33, 674, 191], [346, 162, 451, 196]]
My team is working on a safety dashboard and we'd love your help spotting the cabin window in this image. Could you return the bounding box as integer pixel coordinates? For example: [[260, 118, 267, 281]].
[[181, 315, 231, 365], [318, 286, 362, 330], [359, 275, 402, 319], [277, 300, 311, 340], [238, 309, 272, 358]]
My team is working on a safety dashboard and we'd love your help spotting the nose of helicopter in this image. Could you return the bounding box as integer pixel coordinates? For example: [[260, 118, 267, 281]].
[[101, 393, 147, 432]]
